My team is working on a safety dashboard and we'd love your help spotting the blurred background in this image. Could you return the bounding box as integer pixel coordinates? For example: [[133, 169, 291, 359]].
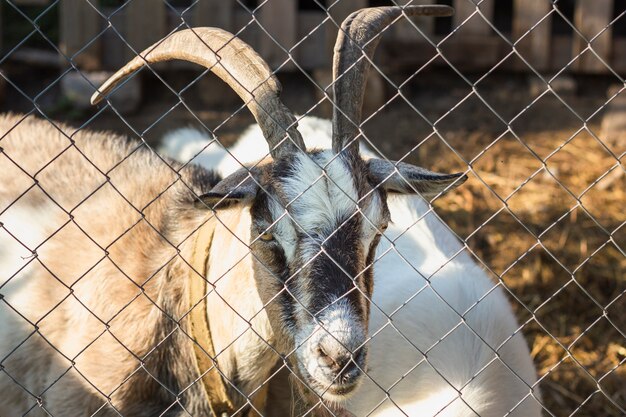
[[0, 1, 624, 415]]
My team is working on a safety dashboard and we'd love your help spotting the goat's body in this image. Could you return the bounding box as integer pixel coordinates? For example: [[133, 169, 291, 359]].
[[0, 114, 224, 416], [163, 117, 542, 417], [348, 194, 540, 417]]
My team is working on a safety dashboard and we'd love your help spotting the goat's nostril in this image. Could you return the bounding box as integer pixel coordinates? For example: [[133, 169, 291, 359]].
[[315, 340, 364, 387], [340, 360, 360, 383], [316, 342, 359, 376], [317, 345, 338, 369]]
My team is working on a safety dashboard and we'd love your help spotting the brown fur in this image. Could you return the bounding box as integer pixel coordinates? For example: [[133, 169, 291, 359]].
[[0, 114, 267, 416]]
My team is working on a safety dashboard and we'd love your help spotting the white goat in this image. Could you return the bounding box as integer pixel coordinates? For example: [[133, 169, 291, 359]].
[[1, 6, 479, 417], [161, 116, 543, 417]]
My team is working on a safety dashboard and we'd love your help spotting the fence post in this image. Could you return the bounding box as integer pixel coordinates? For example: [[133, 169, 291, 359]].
[[258, 0, 297, 70], [512, 0, 552, 72], [318, 0, 385, 119], [194, 1, 239, 108], [296, 9, 328, 71], [572, 0, 614, 73], [59, 0, 102, 70], [453, 0, 494, 36], [123, 0, 166, 62]]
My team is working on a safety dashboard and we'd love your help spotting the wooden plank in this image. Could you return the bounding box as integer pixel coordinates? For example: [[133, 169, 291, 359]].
[[123, 0, 167, 62], [550, 35, 573, 72], [380, 35, 504, 72], [438, 35, 503, 71], [10, 48, 62, 67], [101, 6, 126, 70], [258, 0, 297, 70], [192, 0, 233, 31], [12, 0, 50, 5], [59, 0, 101, 70], [297, 11, 328, 71], [611, 38, 626, 74], [600, 85, 626, 157], [453, 0, 494, 36], [512, 0, 552, 72], [233, 9, 261, 52], [572, 0, 613, 73]]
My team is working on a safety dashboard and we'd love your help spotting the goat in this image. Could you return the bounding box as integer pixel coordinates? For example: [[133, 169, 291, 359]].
[[161, 25, 542, 417], [0, 5, 464, 417], [162, 117, 543, 417]]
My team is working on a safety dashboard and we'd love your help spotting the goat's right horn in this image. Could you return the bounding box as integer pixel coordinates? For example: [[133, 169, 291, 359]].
[[331, 6, 454, 156], [91, 28, 305, 159]]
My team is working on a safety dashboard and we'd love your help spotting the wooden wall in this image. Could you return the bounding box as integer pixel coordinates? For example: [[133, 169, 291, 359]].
[[6, 0, 626, 74]]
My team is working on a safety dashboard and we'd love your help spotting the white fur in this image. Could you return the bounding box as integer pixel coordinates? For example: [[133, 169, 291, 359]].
[[0, 202, 61, 392], [268, 198, 299, 263], [159, 117, 542, 417], [160, 127, 226, 169], [211, 117, 337, 175], [296, 298, 365, 402], [283, 151, 359, 233], [0, 201, 60, 316]]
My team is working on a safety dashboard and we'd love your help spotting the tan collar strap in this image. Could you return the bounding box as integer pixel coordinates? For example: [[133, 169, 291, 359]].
[[188, 216, 236, 417]]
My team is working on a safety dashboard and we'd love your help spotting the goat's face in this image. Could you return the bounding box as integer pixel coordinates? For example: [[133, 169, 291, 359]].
[[251, 150, 387, 401], [202, 148, 466, 402]]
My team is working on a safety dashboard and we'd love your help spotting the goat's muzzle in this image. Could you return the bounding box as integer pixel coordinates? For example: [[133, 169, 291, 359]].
[[295, 300, 367, 401]]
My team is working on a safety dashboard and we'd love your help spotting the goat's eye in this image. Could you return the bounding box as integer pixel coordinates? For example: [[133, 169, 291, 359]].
[[258, 232, 275, 242], [373, 224, 388, 237]]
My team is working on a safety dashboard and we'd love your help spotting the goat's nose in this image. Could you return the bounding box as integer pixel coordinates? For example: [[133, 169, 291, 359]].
[[316, 338, 363, 383]]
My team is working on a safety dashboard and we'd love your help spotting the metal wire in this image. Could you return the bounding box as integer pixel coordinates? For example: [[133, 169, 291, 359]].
[[0, 1, 624, 417]]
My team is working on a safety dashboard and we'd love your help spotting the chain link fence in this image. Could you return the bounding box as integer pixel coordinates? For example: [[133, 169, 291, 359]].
[[0, 1, 624, 416]]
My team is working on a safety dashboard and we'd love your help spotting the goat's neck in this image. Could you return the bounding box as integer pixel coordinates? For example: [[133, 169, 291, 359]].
[[204, 205, 283, 397]]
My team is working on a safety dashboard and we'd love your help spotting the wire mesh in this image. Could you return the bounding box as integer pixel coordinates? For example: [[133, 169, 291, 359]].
[[0, 1, 624, 417]]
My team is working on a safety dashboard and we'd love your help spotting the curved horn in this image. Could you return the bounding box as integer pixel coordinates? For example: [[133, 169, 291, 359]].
[[331, 6, 454, 155], [91, 28, 305, 158]]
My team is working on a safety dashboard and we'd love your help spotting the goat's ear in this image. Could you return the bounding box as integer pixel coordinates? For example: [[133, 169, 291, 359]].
[[195, 167, 260, 209], [367, 159, 467, 199]]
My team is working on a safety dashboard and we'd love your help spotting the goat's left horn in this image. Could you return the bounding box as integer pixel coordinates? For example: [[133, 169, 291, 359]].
[[331, 6, 454, 156], [91, 27, 305, 159]]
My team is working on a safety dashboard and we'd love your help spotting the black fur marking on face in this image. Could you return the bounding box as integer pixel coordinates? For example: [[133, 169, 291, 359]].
[[250, 186, 298, 331], [361, 233, 381, 310], [305, 215, 366, 318], [270, 153, 300, 190], [247, 151, 388, 336]]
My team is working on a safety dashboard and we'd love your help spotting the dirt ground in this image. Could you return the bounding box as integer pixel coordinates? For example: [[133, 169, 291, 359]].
[[1, 65, 624, 416]]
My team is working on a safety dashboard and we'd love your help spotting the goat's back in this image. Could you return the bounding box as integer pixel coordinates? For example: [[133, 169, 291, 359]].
[[0, 114, 216, 416]]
